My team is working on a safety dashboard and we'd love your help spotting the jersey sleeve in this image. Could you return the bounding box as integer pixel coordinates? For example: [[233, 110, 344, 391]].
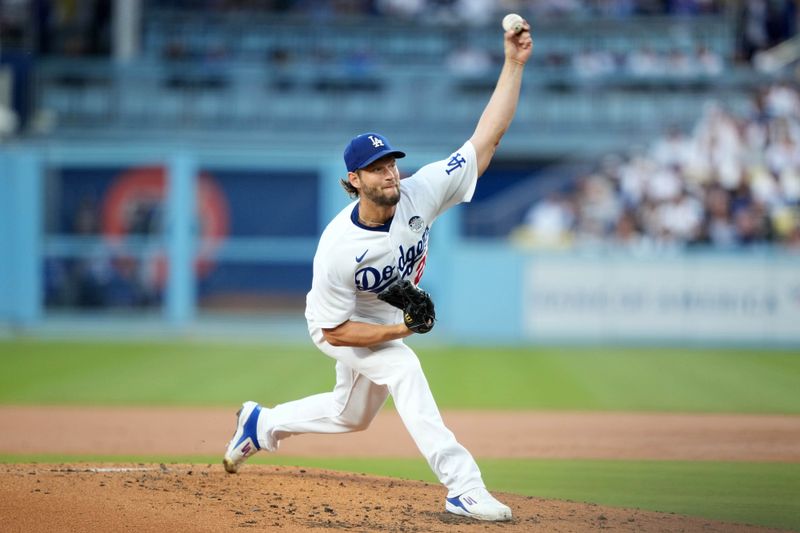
[[404, 140, 478, 219], [305, 253, 356, 329]]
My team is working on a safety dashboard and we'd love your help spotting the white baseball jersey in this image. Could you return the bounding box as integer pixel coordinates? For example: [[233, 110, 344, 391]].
[[306, 140, 478, 330]]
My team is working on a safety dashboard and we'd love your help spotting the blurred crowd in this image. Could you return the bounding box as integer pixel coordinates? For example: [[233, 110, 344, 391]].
[[566, 45, 725, 80], [142, 0, 725, 20], [517, 82, 800, 250], [447, 41, 727, 81], [1, 0, 792, 73]]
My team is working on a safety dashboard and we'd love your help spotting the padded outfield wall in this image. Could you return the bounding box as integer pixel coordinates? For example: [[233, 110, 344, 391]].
[[1, 143, 798, 346], [439, 243, 800, 346]]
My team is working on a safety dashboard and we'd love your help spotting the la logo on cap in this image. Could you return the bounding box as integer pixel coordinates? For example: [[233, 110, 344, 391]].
[[343, 132, 406, 172]]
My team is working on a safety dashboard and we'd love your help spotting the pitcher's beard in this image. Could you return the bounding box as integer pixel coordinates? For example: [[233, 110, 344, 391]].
[[362, 183, 400, 207]]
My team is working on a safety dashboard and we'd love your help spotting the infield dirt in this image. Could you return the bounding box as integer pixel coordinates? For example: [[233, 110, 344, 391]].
[[0, 463, 790, 532], [1, 407, 798, 532]]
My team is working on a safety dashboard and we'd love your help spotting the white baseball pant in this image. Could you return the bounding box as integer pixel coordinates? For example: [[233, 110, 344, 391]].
[[255, 329, 485, 497]]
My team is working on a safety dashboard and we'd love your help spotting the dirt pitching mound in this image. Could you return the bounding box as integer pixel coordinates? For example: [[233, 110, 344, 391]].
[[0, 464, 785, 532]]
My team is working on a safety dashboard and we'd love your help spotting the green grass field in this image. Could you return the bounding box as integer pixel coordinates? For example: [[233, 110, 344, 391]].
[[1, 338, 799, 530], [2, 339, 799, 412]]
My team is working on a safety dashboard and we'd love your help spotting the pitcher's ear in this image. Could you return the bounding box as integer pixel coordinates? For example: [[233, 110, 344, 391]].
[[340, 174, 359, 198]]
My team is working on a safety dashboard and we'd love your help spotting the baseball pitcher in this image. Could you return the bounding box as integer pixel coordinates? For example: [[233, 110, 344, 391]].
[[224, 16, 533, 522]]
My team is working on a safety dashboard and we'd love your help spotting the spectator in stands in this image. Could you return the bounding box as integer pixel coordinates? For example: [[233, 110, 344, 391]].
[[736, 0, 798, 64], [626, 46, 664, 77], [520, 192, 576, 248], [446, 41, 493, 78], [665, 49, 696, 77], [612, 208, 646, 248], [576, 172, 621, 237], [572, 47, 617, 79], [764, 82, 800, 118], [656, 187, 704, 243], [699, 183, 737, 247], [650, 126, 692, 167], [696, 45, 724, 75]]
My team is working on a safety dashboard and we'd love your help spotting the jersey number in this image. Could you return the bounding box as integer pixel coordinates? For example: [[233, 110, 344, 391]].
[[413, 253, 427, 285]]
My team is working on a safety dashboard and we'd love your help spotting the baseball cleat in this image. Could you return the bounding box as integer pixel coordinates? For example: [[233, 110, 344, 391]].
[[222, 401, 262, 474], [445, 487, 512, 521]]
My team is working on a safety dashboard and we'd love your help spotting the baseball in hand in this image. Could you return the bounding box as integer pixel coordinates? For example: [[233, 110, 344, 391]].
[[502, 13, 524, 34]]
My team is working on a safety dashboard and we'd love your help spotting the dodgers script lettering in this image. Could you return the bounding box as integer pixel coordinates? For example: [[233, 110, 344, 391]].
[[354, 228, 430, 292]]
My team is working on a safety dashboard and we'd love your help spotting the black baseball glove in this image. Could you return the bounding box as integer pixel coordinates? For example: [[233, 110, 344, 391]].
[[377, 279, 436, 334]]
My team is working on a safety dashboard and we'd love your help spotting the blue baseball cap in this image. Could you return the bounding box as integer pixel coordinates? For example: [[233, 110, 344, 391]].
[[344, 133, 406, 172]]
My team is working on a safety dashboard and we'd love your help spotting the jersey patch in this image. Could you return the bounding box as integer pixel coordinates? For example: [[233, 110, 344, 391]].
[[408, 216, 425, 232]]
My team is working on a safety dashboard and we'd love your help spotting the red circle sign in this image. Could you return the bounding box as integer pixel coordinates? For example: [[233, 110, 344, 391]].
[[101, 166, 230, 286]]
